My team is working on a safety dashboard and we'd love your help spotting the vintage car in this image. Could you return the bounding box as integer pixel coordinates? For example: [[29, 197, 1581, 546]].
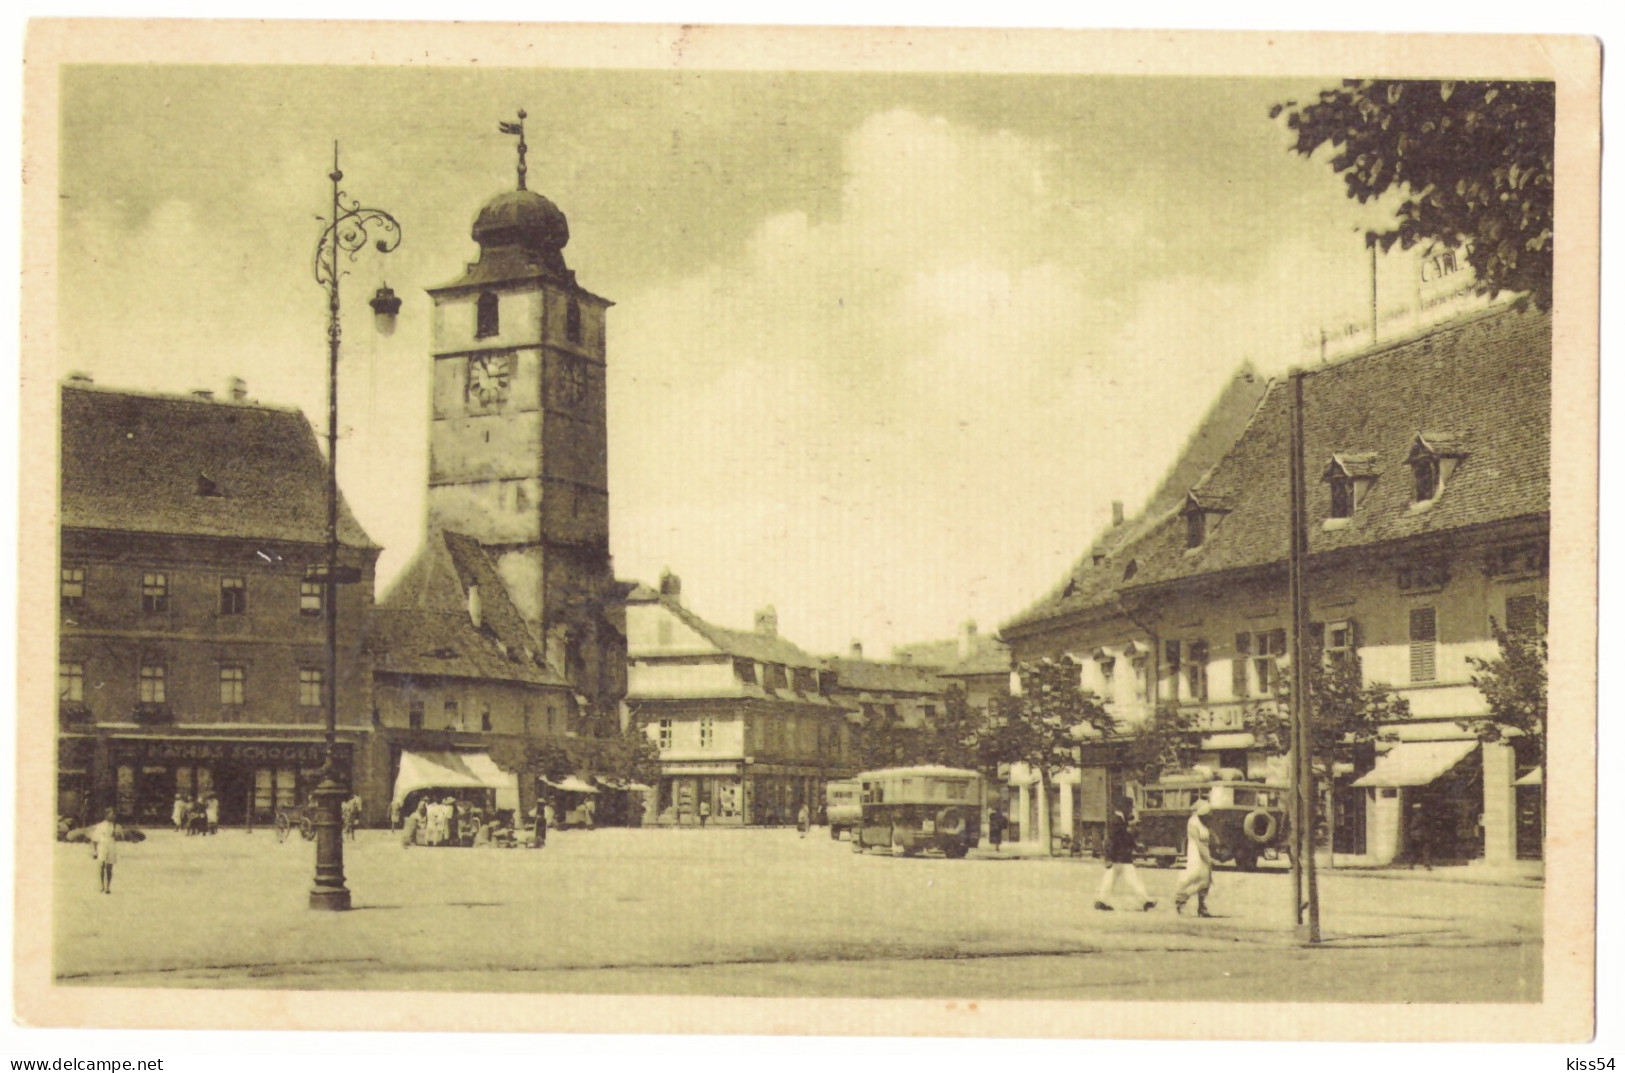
[[1135, 771, 1291, 872], [851, 765, 984, 858], [825, 779, 861, 839]]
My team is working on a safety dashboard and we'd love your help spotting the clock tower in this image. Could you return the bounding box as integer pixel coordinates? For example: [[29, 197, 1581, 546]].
[[423, 114, 624, 723]]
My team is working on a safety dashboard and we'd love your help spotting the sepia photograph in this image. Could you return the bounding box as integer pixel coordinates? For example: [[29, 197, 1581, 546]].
[[13, 17, 1601, 1048]]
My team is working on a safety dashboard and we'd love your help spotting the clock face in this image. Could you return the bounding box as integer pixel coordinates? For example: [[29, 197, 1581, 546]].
[[559, 359, 587, 407], [468, 353, 511, 406]]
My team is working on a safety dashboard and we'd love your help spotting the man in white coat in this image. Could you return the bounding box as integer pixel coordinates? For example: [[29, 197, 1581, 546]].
[[1174, 800, 1215, 917]]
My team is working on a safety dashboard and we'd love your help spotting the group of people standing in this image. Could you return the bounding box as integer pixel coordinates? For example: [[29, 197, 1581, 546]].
[[1092, 798, 1214, 916], [171, 792, 219, 836]]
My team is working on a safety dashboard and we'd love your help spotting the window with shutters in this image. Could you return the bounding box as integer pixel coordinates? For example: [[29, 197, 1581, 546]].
[[443, 699, 461, 730], [408, 698, 424, 730], [1254, 629, 1286, 696], [1409, 607, 1438, 682], [1325, 621, 1355, 666], [658, 718, 673, 751], [1185, 641, 1209, 702], [1232, 633, 1251, 697], [1504, 594, 1544, 636], [699, 717, 714, 749]]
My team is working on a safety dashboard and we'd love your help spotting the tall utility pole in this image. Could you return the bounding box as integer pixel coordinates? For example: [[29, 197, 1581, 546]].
[[1287, 368, 1322, 942]]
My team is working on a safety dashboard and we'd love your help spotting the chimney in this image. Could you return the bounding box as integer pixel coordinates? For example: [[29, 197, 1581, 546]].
[[850, 640, 863, 660], [755, 605, 778, 637], [1112, 500, 1125, 527], [658, 569, 681, 602], [228, 377, 248, 403], [192, 389, 215, 401], [468, 582, 482, 631], [958, 619, 978, 659]]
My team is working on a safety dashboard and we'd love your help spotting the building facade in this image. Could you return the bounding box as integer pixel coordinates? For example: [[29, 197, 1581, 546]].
[[1000, 303, 1550, 865], [57, 381, 379, 828], [626, 574, 857, 825]]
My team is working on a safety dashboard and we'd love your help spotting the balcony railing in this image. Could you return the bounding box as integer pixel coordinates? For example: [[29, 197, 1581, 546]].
[[132, 703, 172, 726]]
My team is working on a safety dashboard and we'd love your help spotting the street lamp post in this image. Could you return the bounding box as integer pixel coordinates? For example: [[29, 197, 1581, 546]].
[[309, 143, 402, 911]]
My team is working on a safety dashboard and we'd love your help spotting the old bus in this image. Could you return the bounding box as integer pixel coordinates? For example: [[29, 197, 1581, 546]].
[[851, 765, 984, 858], [1136, 770, 1291, 871], [825, 779, 861, 839]]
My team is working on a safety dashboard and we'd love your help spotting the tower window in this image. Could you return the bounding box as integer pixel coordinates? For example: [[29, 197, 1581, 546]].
[[475, 292, 500, 339], [566, 298, 582, 344]]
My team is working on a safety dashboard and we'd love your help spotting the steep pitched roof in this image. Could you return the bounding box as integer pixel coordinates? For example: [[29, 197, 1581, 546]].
[[1123, 302, 1549, 590], [657, 597, 825, 669], [380, 529, 540, 660], [1002, 364, 1269, 634], [363, 608, 569, 687], [890, 634, 1012, 678], [60, 385, 375, 547], [824, 657, 946, 696]]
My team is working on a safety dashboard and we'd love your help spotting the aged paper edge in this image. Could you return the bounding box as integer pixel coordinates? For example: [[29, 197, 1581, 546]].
[[15, 19, 1601, 1041]]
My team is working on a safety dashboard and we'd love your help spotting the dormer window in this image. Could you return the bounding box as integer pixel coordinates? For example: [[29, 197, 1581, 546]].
[[1180, 491, 1231, 550], [1322, 453, 1379, 521], [475, 291, 500, 339], [1405, 433, 1467, 506]]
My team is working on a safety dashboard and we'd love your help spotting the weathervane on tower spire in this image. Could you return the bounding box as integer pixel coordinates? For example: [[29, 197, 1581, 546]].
[[499, 109, 528, 191]]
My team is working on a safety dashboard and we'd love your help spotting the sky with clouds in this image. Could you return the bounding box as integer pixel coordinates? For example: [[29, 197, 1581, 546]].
[[56, 65, 1463, 655]]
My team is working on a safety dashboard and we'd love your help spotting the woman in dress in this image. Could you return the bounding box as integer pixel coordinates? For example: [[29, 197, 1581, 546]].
[[1173, 801, 1215, 917]]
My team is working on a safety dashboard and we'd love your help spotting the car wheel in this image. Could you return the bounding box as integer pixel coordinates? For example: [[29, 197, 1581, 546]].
[[1155, 855, 1176, 869]]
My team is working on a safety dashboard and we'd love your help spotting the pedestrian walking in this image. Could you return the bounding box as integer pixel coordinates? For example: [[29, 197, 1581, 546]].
[[797, 803, 810, 838], [89, 807, 120, 894], [1094, 810, 1155, 912], [1173, 801, 1215, 917], [204, 794, 220, 835], [698, 798, 710, 827], [402, 800, 426, 848], [534, 798, 551, 847], [341, 793, 362, 841], [988, 808, 1006, 853], [171, 793, 188, 834]]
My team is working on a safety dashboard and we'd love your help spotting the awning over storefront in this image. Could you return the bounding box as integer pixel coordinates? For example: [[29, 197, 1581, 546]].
[[1514, 767, 1543, 786], [541, 776, 599, 794], [1201, 732, 1256, 751], [393, 751, 518, 811], [1351, 739, 1476, 788]]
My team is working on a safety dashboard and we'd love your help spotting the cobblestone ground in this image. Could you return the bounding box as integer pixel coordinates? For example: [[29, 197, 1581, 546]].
[[54, 827, 1542, 1001]]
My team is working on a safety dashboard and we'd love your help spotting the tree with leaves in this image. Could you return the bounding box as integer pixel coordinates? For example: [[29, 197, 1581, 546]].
[[1120, 702, 1202, 786], [927, 684, 991, 773], [978, 656, 1113, 854], [1465, 602, 1547, 768], [1274, 80, 1554, 310], [1300, 651, 1410, 775]]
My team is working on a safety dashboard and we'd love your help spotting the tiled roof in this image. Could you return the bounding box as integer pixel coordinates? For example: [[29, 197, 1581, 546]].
[[824, 657, 946, 696], [889, 635, 1012, 678], [1124, 302, 1549, 591], [380, 529, 541, 661], [60, 385, 375, 547], [657, 597, 826, 669], [363, 608, 568, 687], [1002, 364, 1270, 633]]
